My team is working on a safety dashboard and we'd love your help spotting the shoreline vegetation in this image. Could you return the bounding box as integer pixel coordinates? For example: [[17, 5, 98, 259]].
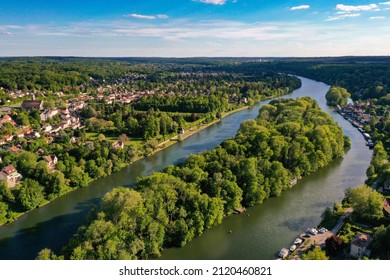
[[37, 96, 348, 260], [0, 67, 300, 227], [0, 106, 241, 227]]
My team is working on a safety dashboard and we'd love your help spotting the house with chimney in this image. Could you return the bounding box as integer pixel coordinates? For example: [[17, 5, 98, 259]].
[[0, 164, 22, 188]]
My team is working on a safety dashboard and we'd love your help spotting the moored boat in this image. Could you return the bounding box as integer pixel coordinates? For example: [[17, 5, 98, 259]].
[[279, 248, 289, 258]]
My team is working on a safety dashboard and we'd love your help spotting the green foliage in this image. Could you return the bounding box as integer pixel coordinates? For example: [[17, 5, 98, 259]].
[[325, 86, 351, 107], [348, 185, 384, 220], [301, 245, 329, 260], [35, 248, 63, 260], [372, 224, 390, 258], [18, 178, 45, 210], [58, 97, 347, 259], [0, 202, 8, 225]]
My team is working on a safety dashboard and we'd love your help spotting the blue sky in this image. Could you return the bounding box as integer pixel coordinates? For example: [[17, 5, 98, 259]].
[[0, 0, 390, 57]]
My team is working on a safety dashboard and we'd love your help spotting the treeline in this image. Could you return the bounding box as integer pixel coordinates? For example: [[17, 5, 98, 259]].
[[0, 135, 142, 224], [83, 74, 300, 140], [0, 57, 156, 92], [37, 97, 348, 259], [265, 59, 390, 100]]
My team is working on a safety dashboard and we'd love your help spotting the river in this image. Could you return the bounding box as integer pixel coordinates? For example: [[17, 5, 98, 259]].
[[0, 77, 372, 260]]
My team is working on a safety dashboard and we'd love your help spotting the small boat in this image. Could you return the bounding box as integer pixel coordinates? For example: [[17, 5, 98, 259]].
[[318, 227, 328, 234], [294, 238, 303, 245], [290, 245, 297, 252], [278, 248, 289, 258]]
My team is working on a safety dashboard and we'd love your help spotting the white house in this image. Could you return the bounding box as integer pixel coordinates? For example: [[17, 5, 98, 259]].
[[350, 233, 372, 259], [0, 164, 23, 188]]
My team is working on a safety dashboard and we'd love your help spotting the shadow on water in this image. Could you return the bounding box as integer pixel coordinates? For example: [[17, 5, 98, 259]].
[[0, 198, 99, 260]]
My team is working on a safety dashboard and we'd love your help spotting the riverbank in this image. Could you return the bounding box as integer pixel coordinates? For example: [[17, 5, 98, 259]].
[[154, 106, 250, 152], [0, 77, 373, 260], [282, 207, 353, 260], [0, 105, 255, 229]]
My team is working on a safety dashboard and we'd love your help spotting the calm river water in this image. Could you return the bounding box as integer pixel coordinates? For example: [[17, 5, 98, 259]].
[[0, 77, 372, 260]]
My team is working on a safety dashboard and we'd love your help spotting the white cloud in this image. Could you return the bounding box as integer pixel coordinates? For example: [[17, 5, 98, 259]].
[[1, 31, 12, 36], [326, 13, 361, 21], [290, 5, 310, 11], [370, 16, 386, 19], [380, 1, 390, 5], [4, 14, 390, 57], [197, 0, 227, 5], [336, 4, 378, 12], [125, 14, 169, 20]]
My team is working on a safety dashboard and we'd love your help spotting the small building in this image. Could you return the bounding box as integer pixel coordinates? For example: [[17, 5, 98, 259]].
[[0, 164, 22, 188], [44, 155, 58, 172], [40, 109, 59, 122], [9, 146, 21, 154], [112, 141, 125, 149], [21, 100, 44, 111], [35, 148, 45, 155], [41, 124, 53, 133], [350, 233, 372, 259], [0, 114, 16, 127], [45, 136, 54, 144], [4, 134, 14, 142]]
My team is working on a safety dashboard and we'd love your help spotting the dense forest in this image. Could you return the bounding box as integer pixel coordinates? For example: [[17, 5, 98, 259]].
[[36, 97, 348, 259]]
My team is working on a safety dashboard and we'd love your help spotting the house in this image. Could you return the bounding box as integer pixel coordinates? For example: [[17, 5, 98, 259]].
[[44, 155, 58, 172], [45, 136, 54, 144], [24, 129, 40, 139], [350, 233, 373, 259], [40, 109, 59, 121], [41, 124, 53, 133], [21, 100, 44, 111], [15, 130, 25, 138], [0, 114, 16, 127], [4, 134, 14, 142], [35, 148, 45, 155], [9, 146, 21, 154], [112, 141, 125, 149], [0, 164, 22, 188]]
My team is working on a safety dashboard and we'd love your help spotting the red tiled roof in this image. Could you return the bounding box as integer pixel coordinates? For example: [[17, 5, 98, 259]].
[[2, 165, 17, 175], [351, 233, 372, 248]]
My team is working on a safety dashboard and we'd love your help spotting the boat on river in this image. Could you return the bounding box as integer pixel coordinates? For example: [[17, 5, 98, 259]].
[[279, 248, 289, 258], [289, 245, 297, 252]]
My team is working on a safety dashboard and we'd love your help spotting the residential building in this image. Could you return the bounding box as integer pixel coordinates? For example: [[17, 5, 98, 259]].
[[0, 164, 22, 188], [112, 141, 125, 149], [21, 100, 44, 111], [350, 233, 372, 259], [44, 155, 58, 172]]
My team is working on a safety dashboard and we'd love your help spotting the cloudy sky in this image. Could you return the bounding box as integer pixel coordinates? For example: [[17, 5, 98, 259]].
[[0, 0, 389, 57]]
